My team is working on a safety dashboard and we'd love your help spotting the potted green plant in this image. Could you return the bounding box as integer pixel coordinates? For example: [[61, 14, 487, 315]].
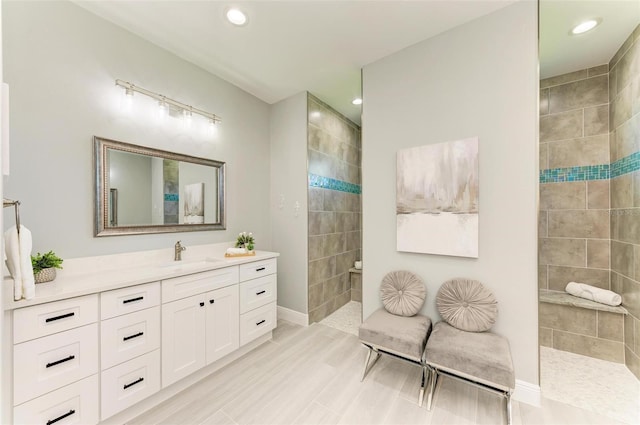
[[31, 251, 63, 284], [235, 232, 255, 252]]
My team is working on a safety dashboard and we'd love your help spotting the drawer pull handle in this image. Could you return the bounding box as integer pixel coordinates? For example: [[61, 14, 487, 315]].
[[123, 331, 144, 342], [200, 302, 205, 307], [209, 299, 215, 304], [45, 312, 75, 323], [256, 267, 266, 272], [123, 377, 144, 390], [47, 409, 76, 425], [256, 290, 266, 295], [256, 319, 266, 326], [123, 296, 144, 304], [46, 355, 75, 368]]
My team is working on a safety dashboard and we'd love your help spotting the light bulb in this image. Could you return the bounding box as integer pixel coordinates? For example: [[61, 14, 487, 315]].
[[158, 99, 168, 118], [183, 109, 193, 128], [226, 8, 248, 26], [571, 19, 599, 35], [352, 98, 363, 105]]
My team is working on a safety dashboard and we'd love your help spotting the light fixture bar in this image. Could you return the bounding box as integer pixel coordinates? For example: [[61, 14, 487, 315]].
[[115, 79, 221, 123]]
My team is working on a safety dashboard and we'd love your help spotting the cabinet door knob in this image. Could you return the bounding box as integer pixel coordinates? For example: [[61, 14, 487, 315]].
[[209, 299, 215, 304], [199, 302, 205, 307]]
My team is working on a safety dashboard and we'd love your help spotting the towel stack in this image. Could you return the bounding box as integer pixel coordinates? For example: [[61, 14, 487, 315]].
[[4, 225, 35, 301], [565, 282, 622, 307]]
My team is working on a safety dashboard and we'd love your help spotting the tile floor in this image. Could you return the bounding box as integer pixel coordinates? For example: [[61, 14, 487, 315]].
[[319, 301, 361, 335], [540, 346, 640, 424]]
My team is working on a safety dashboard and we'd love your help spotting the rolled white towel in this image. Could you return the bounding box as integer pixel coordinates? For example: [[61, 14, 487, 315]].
[[565, 282, 621, 307], [4, 225, 35, 301], [226, 247, 247, 255]]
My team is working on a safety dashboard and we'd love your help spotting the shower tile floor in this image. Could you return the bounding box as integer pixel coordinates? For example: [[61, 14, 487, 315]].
[[319, 301, 362, 336], [540, 346, 640, 424]]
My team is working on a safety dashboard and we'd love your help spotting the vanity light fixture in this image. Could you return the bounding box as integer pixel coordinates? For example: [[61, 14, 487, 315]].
[[571, 19, 600, 35], [226, 8, 248, 26], [115, 79, 221, 124], [352, 98, 363, 105]]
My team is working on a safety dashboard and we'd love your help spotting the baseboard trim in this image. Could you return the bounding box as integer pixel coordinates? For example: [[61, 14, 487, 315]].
[[277, 305, 308, 326], [513, 379, 541, 407]]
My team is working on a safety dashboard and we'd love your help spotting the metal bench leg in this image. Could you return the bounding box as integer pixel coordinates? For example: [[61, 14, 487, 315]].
[[418, 365, 427, 407], [506, 392, 512, 425], [361, 346, 381, 382], [426, 367, 438, 411]]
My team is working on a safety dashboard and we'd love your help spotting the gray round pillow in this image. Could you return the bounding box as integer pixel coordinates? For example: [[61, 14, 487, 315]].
[[436, 278, 498, 332], [380, 270, 426, 317]]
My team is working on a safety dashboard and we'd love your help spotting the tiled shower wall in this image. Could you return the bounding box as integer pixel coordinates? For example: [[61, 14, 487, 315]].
[[609, 25, 640, 380], [307, 94, 362, 324], [538, 65, 622, 362]]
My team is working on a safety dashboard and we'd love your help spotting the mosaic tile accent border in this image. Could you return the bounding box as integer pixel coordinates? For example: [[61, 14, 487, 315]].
[[540, 165, 610, 183], [611, 151, 640, 179], [164, 193, 179, 201], [309, 173, 361, 194]]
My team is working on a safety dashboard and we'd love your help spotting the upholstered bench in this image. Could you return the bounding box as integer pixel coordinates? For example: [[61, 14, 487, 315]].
[[360, 309, 431, 362], [424, 278, 515, 424], [359, 271, 432, 406]]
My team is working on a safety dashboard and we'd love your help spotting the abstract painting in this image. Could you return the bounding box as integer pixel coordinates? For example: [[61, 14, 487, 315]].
[[396, 137, 479, 258], [184, 182, 205, 224]]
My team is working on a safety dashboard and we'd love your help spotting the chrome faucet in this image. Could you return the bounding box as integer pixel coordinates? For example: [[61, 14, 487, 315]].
[[174, 240, 186, 261]]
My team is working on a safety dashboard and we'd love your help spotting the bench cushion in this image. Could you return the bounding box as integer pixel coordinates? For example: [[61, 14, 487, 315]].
[[359, 308, 432, 362], [425, 321, 515, 391], [436, 278, 498, 332], [380, 270, 426, 317]]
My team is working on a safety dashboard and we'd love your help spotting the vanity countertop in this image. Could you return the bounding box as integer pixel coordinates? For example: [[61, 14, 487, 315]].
[[3, 250, 279, 311]]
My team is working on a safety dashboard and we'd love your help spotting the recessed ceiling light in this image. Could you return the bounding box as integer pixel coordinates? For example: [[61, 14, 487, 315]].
[[352, 98, 363, 105], [226, 8, 248, 26], [571, 19, 600, 35]]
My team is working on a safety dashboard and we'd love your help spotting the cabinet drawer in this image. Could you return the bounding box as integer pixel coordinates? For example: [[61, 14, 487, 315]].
[[13, 294, 98, 344], [239, 274, 277, 314], [162, 267, 239, 303], [101, 350, 161, 421], [14, 323, 98, 405], [101, 306, 160, 370], [101, 282, 160, 320], [240, 302, 276, 346], [239, 259, 277, 282], [13, 374, 99, 425]]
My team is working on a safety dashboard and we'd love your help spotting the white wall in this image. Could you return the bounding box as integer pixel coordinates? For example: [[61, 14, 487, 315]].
[[2, 1, 271, 258], [270, 92, 308, 314], [362, 1, 539, 387]]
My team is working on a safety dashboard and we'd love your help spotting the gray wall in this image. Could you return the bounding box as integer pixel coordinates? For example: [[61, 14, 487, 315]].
[[307, 94, 361, 323], [361, 1, 539, 386], [109, 150, 153, 226], [609, 24, 640, 380], [270, 92, 309, 314], [2, 1, 271, 258]]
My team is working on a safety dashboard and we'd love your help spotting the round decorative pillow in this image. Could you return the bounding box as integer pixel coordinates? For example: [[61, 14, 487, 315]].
[[380, 270, 426, 317], [436, 278, 498, 332]]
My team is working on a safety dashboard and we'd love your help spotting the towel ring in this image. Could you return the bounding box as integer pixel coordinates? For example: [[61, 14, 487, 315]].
[[3, 198, 21, 234]]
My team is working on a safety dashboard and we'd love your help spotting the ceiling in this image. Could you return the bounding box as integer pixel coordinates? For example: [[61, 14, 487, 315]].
[[540, 0, 640, 79], [75, 1, 639, 124]]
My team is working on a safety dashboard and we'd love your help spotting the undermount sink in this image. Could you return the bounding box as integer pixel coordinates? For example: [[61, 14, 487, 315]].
[[157, 258, 222, 271]]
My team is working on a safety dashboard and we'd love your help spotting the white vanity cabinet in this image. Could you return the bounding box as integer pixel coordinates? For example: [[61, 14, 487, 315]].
[[100, 282, 161, 420], [6, 252, 278, 424], [12, 294, 100, 425], [161, 268, 240, 387], [239, 259, 277, 346]]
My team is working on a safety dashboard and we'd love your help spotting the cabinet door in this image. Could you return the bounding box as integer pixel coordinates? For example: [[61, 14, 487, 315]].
[[161, 294, 206, 387], [205, 285, 240, 365]]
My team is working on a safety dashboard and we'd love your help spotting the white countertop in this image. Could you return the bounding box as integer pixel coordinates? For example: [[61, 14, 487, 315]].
[[4, 250, 279, 311]]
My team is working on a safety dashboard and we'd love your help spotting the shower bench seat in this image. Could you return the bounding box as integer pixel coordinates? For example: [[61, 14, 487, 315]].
[[540, 289, 628, 315], [539, 289, 627, 363]]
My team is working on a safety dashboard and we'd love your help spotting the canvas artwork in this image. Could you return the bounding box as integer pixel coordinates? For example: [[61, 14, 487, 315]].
[[396, 137, 479, 258], [184, 182, 205, 224]]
